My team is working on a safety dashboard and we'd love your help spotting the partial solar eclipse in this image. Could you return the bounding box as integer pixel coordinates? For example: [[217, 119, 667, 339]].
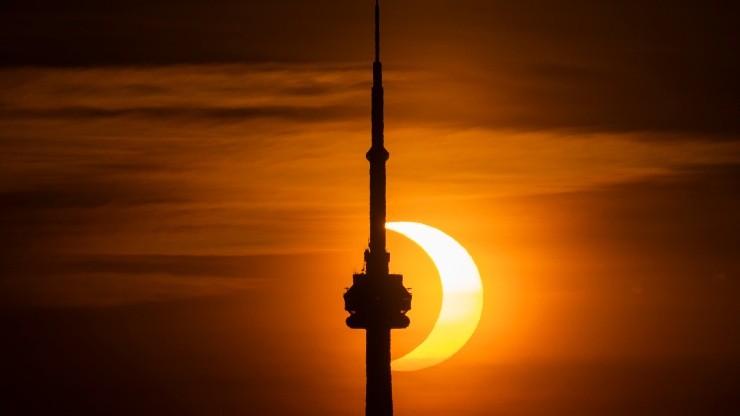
[[386, 222, 484, 371]]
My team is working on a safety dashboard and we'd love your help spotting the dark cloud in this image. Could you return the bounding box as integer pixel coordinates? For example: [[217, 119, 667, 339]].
[[572, 163, 740, 265], [0, 173, 188, 257], [0, 276, 358, 415], [0, 253, 319, 282], [386, 1, 739, 134], [0, 0, 371, 65], [0, 182, 183, 211], [2, 1, 739, 133], [0, 253, 295, 308], [0, 104, 364, 122], [516, 163, 740, 285]]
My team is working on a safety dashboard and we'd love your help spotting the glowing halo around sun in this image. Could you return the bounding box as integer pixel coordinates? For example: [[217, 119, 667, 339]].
[[386, 221, 484, 372]]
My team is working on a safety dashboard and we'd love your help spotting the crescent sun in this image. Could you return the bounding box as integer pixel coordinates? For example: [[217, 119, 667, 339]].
[[386, 221, 484, 372]]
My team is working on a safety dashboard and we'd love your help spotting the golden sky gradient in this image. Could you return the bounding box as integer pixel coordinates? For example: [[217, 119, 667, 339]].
[[1, 1, 739, 414]]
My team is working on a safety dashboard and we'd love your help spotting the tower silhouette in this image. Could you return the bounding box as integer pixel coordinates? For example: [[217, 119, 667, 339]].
[[344, 2, 412, 415]]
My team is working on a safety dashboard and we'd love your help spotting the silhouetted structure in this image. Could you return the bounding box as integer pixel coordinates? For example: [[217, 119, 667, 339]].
[[344, 2, 412, 415]]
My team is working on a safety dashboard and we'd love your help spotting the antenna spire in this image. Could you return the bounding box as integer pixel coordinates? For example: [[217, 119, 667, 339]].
[[369, 0, 386, 258], [375, 0, 380, 62]]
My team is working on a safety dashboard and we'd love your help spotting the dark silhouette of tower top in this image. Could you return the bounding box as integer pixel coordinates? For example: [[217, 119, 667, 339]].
[[344, 2, 412, 415]]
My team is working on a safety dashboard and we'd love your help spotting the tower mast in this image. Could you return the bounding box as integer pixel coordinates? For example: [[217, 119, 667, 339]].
[[368, 0, 388, 275], [344, 2, 412, 415]]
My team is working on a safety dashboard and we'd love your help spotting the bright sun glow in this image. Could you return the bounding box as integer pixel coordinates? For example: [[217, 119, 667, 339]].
[[386, 222, 484, 371]]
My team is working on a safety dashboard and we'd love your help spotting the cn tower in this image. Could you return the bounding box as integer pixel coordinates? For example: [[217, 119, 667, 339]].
[[343, 1, 412, 415]]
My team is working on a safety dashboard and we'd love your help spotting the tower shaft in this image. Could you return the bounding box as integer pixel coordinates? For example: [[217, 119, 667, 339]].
[[366, 327, 392, 416]]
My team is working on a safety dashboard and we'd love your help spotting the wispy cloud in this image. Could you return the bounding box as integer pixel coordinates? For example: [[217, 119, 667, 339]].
[[0, 253, 280, 307], [2, 64, 738, 257]]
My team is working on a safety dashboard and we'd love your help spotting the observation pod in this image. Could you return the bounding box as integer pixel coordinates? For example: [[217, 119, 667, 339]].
[[344, 271, 412, 330]]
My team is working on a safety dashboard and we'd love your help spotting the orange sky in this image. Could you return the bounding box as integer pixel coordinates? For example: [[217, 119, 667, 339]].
[[1, 1, 739, 414]]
